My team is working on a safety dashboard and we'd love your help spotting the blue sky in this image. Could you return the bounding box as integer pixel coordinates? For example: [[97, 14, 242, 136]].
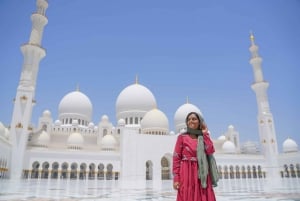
[[0, 0, 299, 151]]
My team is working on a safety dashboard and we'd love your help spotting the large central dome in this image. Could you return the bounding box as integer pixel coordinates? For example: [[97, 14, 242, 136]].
[[116, 83, 157, 124], [174, 102, 202, 133], [58, 90, 93, 122]]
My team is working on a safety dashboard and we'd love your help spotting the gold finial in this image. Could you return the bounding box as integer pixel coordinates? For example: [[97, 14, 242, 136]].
[[186, 96, 189, 104], [135, 74, 139, 84], [76, 84, 80, 91], [250, 30, 255, 44]]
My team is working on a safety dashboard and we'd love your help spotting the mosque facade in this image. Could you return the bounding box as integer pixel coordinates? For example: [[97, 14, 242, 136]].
[[0, 0, 299, 181]]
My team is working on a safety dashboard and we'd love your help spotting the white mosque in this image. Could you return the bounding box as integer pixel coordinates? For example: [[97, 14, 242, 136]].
[[0, 0, 299, 182]]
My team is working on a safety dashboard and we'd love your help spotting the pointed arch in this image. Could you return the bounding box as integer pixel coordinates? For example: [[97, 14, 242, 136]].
[[161, 153, 172, 180], [51, 162, 59, 179], [146, 160, 153, 180], [41, 162, 49, 179], [31, 161, 40, 179]]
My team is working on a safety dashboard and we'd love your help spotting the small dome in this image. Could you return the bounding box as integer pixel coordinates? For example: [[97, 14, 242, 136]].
[[101, 115, 109, 122], [174, 102, 202, 133], [67, 132, 84, 148], [283, 138, 298, 153], [218, 135, 226, 141], [58, 90, 93, 122], [222, 140, 236, 154], [118, 119, 125, 126], [54, 120, 61, 126], [88, 122, 95, 128], [42, 110, 51, 118], [169, 131, 175, 135], [228, 125, 234, 131], [101, 134, 117, 151], [37, 131, 50, 146], [116, 83, 157, 121], [141, 108, 169, 134]]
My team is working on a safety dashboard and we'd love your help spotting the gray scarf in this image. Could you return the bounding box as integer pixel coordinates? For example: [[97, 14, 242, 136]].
[[187, 127, 219, 188]]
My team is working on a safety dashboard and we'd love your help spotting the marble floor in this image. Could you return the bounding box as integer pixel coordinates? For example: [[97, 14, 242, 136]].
[[0, 178, 299, 201]]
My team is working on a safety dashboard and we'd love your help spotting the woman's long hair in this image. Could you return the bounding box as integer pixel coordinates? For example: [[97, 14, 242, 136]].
[[185, 112, 205, 130]]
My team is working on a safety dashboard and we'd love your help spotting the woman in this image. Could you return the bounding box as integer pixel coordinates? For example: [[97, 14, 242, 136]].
[[173, 112, 218, 201]]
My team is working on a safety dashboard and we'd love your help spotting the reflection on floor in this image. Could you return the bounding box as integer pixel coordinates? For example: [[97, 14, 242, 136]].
[[0, 178, 299, 201]]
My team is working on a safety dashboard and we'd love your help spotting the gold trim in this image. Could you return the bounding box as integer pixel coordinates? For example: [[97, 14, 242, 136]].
[[15, 123, 23, 129]]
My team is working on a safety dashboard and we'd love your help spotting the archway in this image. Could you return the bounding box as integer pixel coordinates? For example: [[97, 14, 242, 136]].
[[161, 156, 170, 180], [79, 163, 87, 179], [146, 160, 153, 180], [88, 163, 95, 179], [61, 162, 68, 179], [41, 162, 49, 179], [106, 164, 113, 180], [31, 161, 40, 179], [70, 163, 78, 179], [97, 163, 104, 180], [51, 162, 59, 179]]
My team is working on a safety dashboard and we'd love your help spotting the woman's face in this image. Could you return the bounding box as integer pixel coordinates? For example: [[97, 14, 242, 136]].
[[187, 113, 200, 130]]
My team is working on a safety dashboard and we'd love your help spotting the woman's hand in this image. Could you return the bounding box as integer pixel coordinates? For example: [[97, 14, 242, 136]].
[[201, 122, 208, 133], [173, 182, 180, 190]]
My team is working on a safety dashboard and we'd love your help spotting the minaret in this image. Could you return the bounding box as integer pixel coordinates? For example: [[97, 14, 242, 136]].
[[249, 33, 279, 178], [9, 0, 48, 179]]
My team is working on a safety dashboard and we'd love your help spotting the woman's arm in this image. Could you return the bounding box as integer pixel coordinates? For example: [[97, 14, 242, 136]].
[[172, 135, 183, 188], [203, 130, 215, 155]]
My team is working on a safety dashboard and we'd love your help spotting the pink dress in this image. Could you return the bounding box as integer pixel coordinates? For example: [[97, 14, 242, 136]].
[[173, 133, 216, 201]]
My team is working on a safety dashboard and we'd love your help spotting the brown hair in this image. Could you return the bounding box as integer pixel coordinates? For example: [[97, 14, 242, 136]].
[[185, 112, 205, 130]]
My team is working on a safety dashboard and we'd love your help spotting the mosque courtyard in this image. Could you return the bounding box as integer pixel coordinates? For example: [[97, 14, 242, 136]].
[[0, 178, 299, 201]]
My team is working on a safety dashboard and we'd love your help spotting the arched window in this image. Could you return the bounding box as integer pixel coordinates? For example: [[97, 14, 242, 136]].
[[79, 163, 86, 180], [31, 161, 40, 179], [296, 164, 300, 178], [70, 163, 78, 179], [229, 165, 234, 179], [290, 164, 296, 178], [103, 129, 107, 136], [130, 117, 133, 124], [284, 164, 289, 177], [161, 157, 170, 180], [106, 164, 113, 180], [224, 166, 229, 179], [61, 162, 68, 179], [247, 165, 252, 178], [258, 165, 263, 178], [146, 161, 153, 180], [218, 166, 223, 179], [241, 166, 246, 179], [252, 165, 257, 178], [235, 165, 240, 179], [41, 162, 49, 179], [97, 163, 104, 180], [51, 162, 59, 179], [88, 163, 96, 179]]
